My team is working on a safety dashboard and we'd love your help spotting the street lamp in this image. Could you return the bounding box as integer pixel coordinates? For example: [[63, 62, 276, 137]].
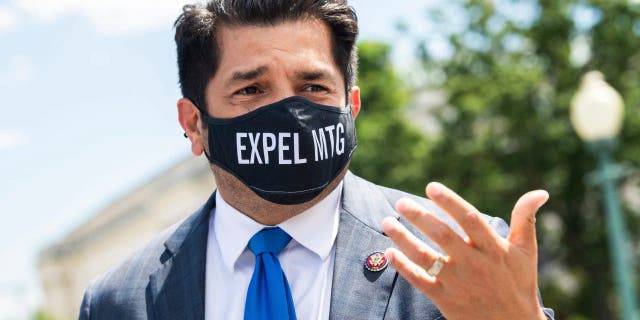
[[570, 71, 639, 320]]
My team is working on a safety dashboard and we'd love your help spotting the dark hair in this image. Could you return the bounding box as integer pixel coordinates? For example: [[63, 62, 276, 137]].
[[174, 0, 359, 110]]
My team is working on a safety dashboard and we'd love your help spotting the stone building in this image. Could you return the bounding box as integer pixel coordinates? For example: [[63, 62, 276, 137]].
[[38, 156, 215, 319]]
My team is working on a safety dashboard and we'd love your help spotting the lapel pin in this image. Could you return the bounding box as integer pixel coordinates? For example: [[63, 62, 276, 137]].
[[364, 251, 388, 272]]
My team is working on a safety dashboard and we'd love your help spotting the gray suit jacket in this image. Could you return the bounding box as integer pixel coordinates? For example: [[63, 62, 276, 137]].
[[79, 171, 554, 319]]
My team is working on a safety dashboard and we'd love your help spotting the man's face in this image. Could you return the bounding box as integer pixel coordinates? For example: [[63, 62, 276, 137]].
[[177, 18, 360, 221], [204, 18, 348, 118]]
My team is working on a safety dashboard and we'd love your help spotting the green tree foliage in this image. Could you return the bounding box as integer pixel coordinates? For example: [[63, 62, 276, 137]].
[[350, 41, 431, 194], [408, 0, 640, 318], [31, 309, 60, 320]]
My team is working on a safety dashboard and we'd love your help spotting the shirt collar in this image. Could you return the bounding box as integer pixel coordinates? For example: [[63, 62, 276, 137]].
[[213, 182, 343, 272]]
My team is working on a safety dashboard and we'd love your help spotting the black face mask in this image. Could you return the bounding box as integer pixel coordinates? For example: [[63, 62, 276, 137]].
[[195, 96, 357, 205]]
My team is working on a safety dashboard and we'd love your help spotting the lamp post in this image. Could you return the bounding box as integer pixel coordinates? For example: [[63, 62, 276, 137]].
[[570, 71, 639, 320]]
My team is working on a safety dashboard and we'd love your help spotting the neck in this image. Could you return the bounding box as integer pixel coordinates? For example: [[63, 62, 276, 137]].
[[211, 165, 348, 226]]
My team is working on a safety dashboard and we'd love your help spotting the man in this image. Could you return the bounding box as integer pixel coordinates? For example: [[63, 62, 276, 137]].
[[79, 1, 554, 319]]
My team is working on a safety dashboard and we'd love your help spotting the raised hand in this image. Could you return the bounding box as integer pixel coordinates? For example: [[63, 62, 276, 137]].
[[382, 182, 549, 320]]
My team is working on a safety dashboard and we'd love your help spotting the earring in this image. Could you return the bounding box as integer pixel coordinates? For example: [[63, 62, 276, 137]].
[[183, 132, 188, 138]]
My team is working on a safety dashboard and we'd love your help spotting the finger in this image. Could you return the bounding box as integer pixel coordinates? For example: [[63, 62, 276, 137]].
[[385, 247, 442, 298], [395, 198, 467, 257], [426, 182, 498, 251], [382, 216, 442, 270], [508, 190, 549, 251]]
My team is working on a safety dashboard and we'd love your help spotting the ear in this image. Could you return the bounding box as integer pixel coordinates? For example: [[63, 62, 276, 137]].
[[348, 85, 361, 119], [177, 98, 205, 156]]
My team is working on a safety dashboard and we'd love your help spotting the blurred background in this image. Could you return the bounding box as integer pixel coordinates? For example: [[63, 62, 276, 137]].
[[1, 0, 640, 319]]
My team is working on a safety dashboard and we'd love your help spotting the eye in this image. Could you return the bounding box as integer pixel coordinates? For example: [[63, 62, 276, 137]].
[[234, 86, 262, 95], [302, 84, 328, 93]]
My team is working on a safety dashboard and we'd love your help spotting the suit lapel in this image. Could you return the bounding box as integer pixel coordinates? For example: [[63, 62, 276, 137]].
[[330, 172, 400, 319], [147, 192, 216, 320]]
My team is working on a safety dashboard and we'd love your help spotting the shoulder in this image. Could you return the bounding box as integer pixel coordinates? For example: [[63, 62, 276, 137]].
[[383, 183, 508, 235], [345, 173, 509, 241], [79, 222, 178, 318], [94, 221, 178, 288], [79, 203, 207, 318]]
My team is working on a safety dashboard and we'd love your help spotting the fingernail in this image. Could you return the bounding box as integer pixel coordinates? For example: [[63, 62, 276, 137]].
[[395, 198, 412, 212], [384, 248, 395, 262], [427, 182, 442, 197], [381, 217, 395, 233], [527, 190, 550, 206], [538, 190, 550, 200]]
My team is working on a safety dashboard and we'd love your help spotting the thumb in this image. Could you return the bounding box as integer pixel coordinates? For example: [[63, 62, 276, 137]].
[[508, 190, 549, 251]]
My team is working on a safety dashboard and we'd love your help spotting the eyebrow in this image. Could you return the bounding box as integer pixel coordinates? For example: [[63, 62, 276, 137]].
[[295, 70, 330, 81], [295, 70, 335, 84], [226, 66, 268, 86], [224, 66, 337, 87]]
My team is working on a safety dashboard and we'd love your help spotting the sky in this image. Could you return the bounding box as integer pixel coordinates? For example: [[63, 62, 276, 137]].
[[0, 0, 436, 318]]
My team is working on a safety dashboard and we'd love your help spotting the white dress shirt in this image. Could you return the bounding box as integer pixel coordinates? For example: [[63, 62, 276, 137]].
[[205, 183, 342, 320]]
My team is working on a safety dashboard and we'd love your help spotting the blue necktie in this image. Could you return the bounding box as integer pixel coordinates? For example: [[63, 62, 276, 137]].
[[244, 227, 297, 320]]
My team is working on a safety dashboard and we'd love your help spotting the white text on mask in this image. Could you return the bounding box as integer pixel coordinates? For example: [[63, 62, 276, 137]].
[[235, 124, 345, 165]]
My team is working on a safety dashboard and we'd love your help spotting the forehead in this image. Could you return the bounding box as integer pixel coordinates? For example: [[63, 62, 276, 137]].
[[214, 19, 340, 81]]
